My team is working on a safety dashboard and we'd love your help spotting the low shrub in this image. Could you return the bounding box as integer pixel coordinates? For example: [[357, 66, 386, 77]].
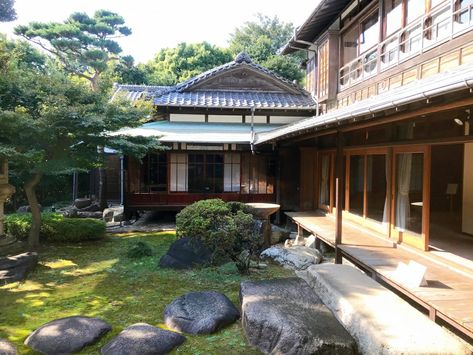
[[126, 241, 153, 258], [4, 213, 106, 243], [176, 199, 261, 273]]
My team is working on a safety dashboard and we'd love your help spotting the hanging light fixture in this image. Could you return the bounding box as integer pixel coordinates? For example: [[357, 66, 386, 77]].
[[454, 117, 464, 126]]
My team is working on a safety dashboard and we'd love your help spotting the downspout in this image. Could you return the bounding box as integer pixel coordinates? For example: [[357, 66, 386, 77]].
[[120, 155, 125, 206], [250, 106, 256, 154]]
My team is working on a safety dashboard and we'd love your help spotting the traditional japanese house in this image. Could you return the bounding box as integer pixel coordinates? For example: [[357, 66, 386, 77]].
[[113, 52, 316, 212], [252, 0, 473, 340]]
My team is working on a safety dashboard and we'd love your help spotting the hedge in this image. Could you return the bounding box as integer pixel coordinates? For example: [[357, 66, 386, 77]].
[[4, 213, 106, 243]]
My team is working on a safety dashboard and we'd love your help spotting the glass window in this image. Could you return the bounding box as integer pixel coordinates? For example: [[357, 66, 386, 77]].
[[319, 155, 331, 206], [224, 153, 240, 192], [318, 41, 329, 98], [366, 155, 387, 223], [360, 12, 379, 53], [385, 0, 403, 37], [188, 153, 224, 193], [349, 155, 365, 217], [407, 0, 425, 24], [342, 27, 358, 64], [395, 153, 424, 235], [170, 153, 188, 192]]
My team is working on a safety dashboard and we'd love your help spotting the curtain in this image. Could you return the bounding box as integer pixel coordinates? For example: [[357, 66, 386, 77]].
[[396, 153, 412, 231], [320, 156, 329, 205], [170, 153, 188, 192]]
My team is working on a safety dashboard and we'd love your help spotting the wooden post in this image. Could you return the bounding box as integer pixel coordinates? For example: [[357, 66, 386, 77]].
[[335, 131, 344, 264]]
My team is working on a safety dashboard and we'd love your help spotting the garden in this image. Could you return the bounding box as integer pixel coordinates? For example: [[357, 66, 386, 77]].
[[0, 228, 294, 354]]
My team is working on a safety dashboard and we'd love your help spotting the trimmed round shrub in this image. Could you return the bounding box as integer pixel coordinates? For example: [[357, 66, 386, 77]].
[[126, 241, 153, 258], [176, 199, 261, 273], [4, 213, 106, 243]]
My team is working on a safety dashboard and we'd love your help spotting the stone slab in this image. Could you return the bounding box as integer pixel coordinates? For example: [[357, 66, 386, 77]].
[[299, 264, 470, 355], [240, 278, 356, 355]]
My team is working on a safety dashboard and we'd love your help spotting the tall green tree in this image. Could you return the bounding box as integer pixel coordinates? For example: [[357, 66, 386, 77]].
[[143, 42, 232, 85], [15, 10, 134, 209], [229, 14, 304, 83], [0, 0, 16, 22], [15, 10, 131, 92], [0, 38, 159, 248]]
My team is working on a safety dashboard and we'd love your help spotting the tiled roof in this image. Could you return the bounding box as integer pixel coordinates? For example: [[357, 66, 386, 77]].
[[113, 53, 316, 111], [153, 90, 315, 109]]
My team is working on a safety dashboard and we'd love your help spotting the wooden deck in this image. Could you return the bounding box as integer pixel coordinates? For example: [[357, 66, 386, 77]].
[[286, 210, 473, 341]]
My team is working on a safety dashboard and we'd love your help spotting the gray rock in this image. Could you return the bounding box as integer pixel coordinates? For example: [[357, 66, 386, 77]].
[[16, 205, 42, 213], [59, 206, 78, 218], [164, 291, 239, 334], [0, 252, 38, 285], [101, 323, 185, 355], [0, 339, 17, 355], [240, 278, 357, 355], [79, 203, 101, 212], [261, 246, 322, 270], [103, 207, 124, 223], [159, 237, 212, 269], [24, 316, 111, 354], [74, 198, 92, 209], [270, 225, 290, 244], [76, 211, 103, 219]]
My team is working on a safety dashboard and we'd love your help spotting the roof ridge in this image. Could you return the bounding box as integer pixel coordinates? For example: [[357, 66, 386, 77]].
[[159, 53, 310, 97]]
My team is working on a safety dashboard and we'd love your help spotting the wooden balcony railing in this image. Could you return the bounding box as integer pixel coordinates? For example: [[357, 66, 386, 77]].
[[339, 1, 473, 91]]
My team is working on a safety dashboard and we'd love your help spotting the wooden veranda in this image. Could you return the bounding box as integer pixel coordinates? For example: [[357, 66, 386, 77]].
[[286, 210, 473, 341]]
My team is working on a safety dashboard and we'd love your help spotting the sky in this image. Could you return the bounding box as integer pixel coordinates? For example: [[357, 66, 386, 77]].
[[0, 0, 317, 63]]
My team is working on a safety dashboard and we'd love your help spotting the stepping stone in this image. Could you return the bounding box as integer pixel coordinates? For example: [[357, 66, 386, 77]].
[[164, 291, 239, 334], [301, 264, 470, 354], [159, 237, 212, 269], [0, 252, 38, 285], [24, 316, 111, 354], [0, 339, 17, 355], [101, 323, 185, 355], [260, 245, 322, 270], [240, 278, 357, 355]]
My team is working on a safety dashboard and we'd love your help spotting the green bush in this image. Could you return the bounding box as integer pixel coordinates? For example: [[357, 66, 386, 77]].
[[176, 199, 261, 273], [4, 213, 106, 243], [126, 241, 153, 258]]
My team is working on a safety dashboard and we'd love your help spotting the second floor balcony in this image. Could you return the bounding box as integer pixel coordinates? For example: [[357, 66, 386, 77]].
[[339, 1, 473, 91]]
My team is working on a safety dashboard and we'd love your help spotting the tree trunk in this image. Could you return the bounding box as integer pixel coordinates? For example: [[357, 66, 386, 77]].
[[24, 173, 43, 250]]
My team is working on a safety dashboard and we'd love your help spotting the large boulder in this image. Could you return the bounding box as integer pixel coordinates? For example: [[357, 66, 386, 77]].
[[24, 316, 111, 354], [240, 278, 357, 355], [103, 206, 124, 223], [260, 245, 322, 270], [0, 339, 17, 355], [164, 291, 239, 334], [0, 252, 38, 285], [74, 198, 92, 209], [101, 323, 185, 355], [159, 237, 212, 269]]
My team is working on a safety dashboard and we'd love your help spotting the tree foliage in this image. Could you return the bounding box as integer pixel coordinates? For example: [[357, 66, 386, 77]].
[[15, 10, 132, 91], [0, 0, 16, 22], [0, 37, 160, 248], [143, 42, 232, 85], [228, 14, 304, 83]]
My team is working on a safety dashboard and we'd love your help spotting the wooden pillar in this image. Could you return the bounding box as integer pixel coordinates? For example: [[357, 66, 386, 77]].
[[335, 131, 344, 264]]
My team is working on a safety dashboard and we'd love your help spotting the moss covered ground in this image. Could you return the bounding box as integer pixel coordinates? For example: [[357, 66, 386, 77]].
[[0, 232, 293, 354]]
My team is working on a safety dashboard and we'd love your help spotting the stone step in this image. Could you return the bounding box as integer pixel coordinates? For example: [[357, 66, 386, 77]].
[[298, 264, 470, 355]]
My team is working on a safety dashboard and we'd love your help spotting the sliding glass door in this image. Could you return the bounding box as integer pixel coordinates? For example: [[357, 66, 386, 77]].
[[318, 152, 334, 211], [391, 146, 430, 250], [344, 148, 389, 233]]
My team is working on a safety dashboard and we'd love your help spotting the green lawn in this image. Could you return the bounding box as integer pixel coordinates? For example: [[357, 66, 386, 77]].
[[0, 232, 293, 354]]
